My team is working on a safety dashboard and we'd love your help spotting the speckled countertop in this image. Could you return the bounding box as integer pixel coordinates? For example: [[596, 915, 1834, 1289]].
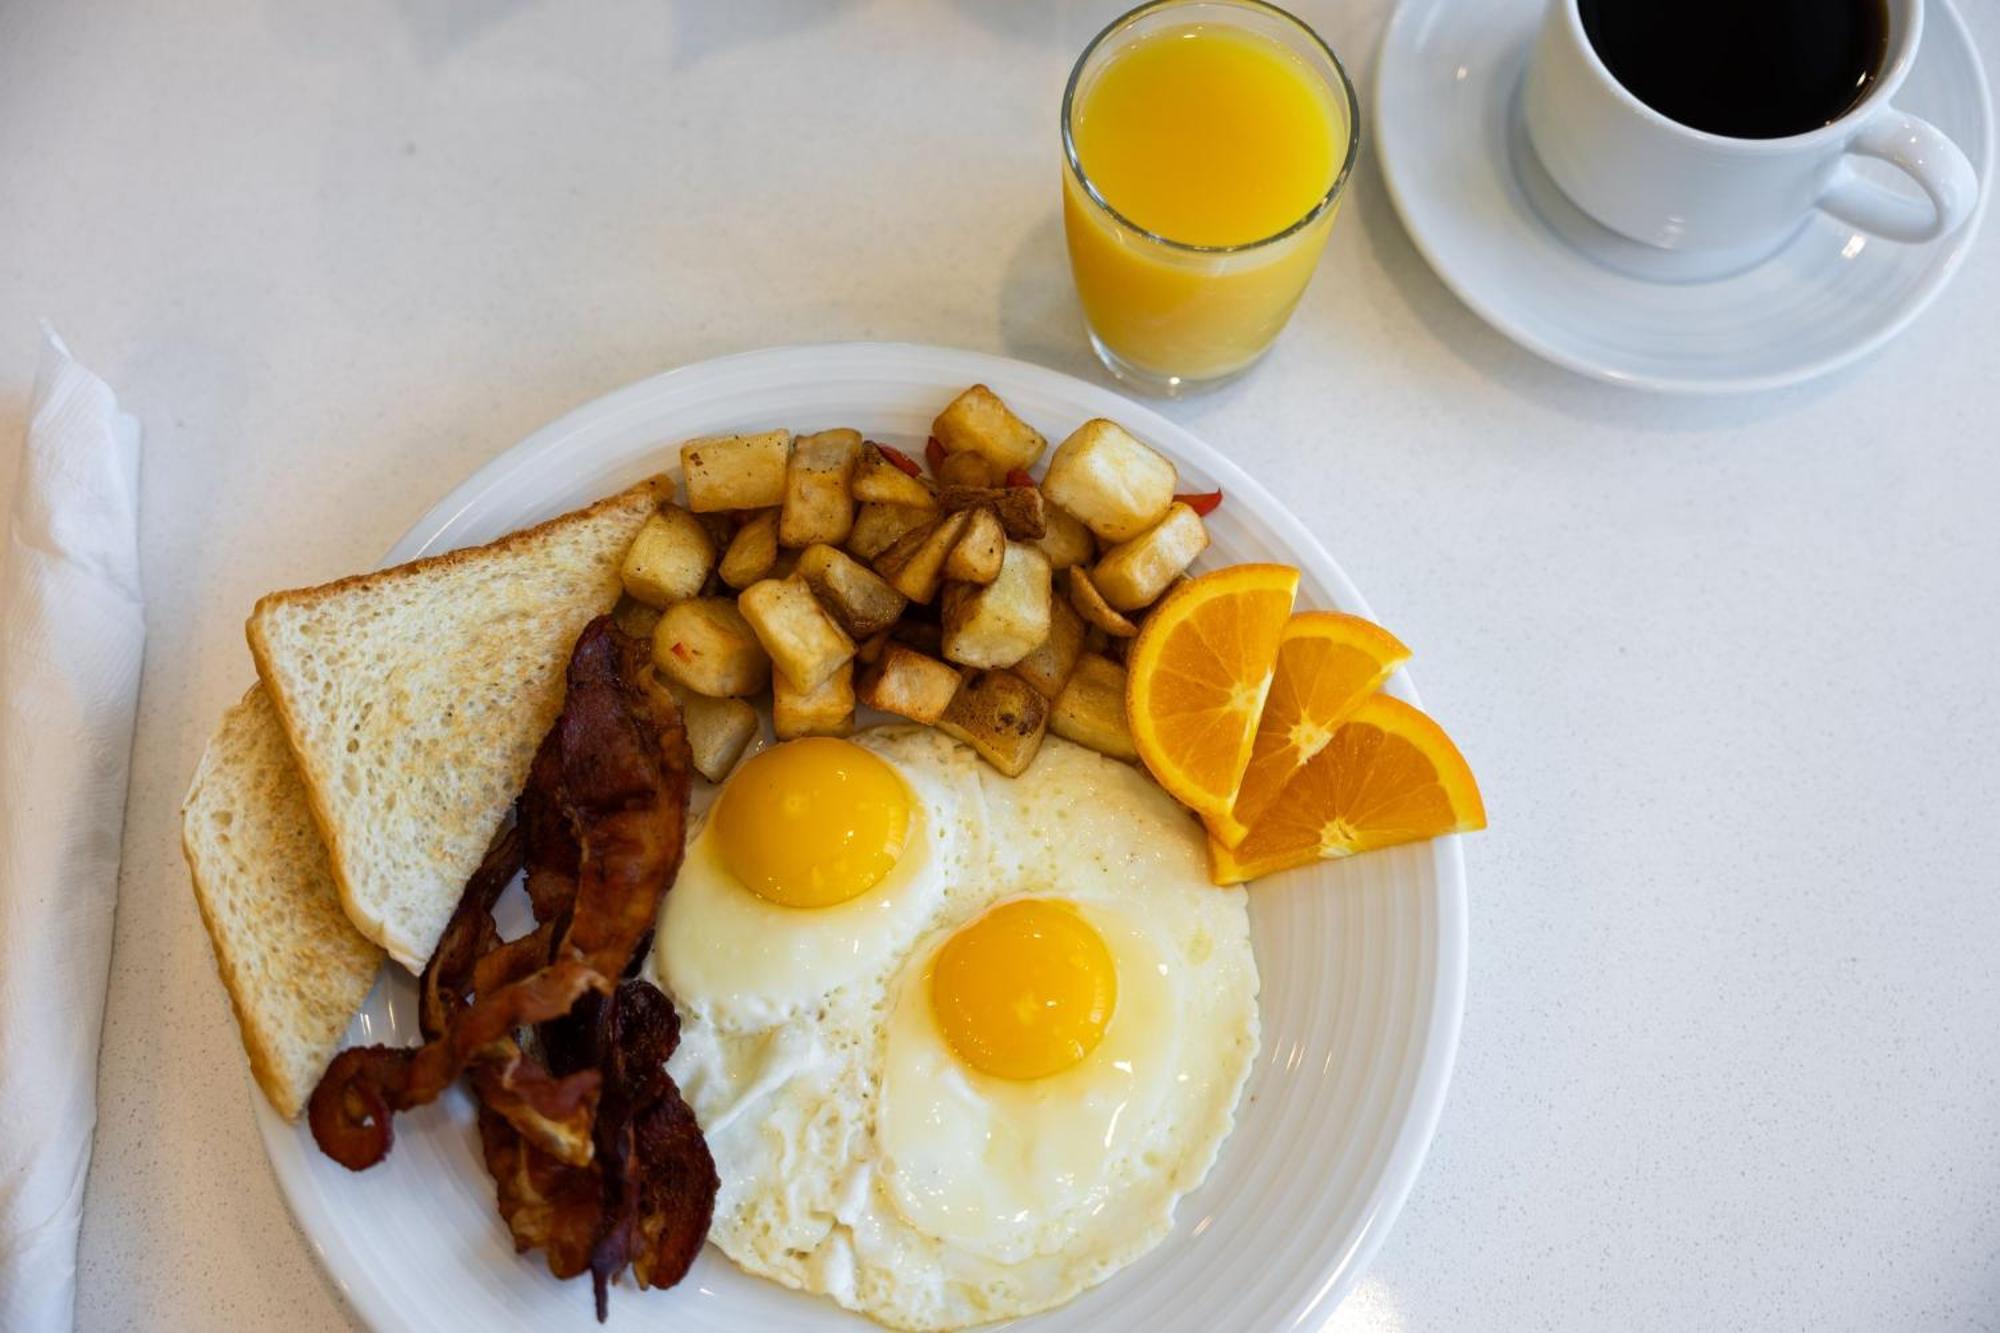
[[2, 1, 1997, 1329]]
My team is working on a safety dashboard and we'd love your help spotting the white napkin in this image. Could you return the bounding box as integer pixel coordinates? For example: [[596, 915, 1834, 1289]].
[[0, 330, 144, 1332]]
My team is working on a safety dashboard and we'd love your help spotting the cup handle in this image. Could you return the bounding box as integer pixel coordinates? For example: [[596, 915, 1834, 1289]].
[[1818, 105, 1981, 243]]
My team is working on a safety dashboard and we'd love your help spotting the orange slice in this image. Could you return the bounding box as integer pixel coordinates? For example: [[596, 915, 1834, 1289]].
[[1206, 613, 1410, 848], [1208, 693, 1485, 884], [1125, 564, 1299, 819]]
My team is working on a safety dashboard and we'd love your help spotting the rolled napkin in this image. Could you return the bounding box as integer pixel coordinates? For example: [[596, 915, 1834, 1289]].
[[0, 330, 144, 1331]]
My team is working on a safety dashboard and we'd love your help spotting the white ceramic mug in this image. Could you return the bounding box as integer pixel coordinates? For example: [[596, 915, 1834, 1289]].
[[1523, 0, 1979, 265]]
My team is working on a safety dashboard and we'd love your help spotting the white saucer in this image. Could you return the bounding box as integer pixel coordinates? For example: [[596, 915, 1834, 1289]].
[[1374, 0, 1993, 393]]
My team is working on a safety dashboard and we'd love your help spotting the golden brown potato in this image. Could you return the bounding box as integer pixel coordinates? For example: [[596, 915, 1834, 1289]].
[[779, 428, 862, 548], [874, 510, 969, 604], [943, 506, 1006, 584], [1011, 595, 1084, 699], [931, 384, 1047, 470], [848, 502, 935, 560], [1035, 502, 1094, 571], [855, 627, 894, 665], [1050, 653, 1137, 760], [856, 643, 963, 726], [795, 543, 907, 639], [737, 575, 856, 691], [681, 692, 760, 781], [936, 668, 1048, 777], [936, 484, 1045, 540], [653, 598, 771, 697], [941, 542, 1053, 669], [1041, 419, 1178, 542], [773, 660, 855, 739], [852, 445, 938, 509], [716, 509, 779, 589], [620, 505, 716, 607], [934, 450, 997, 488], [1092, 503, 1209, 611], [1066, 565, 1139, 638], [612, 595, 663, 641], [681, 431, 791, 512]]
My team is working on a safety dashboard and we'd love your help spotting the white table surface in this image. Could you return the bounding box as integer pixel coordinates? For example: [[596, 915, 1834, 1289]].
[[4, 1, 1997, 1329]]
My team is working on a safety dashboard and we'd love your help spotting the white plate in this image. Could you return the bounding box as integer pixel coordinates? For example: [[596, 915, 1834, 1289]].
[[257, 343, 1469, 1332], [1375, 0, 1992, 393]]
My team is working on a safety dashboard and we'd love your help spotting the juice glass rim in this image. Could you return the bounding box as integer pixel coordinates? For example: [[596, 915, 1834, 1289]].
[[1060, 0, 1362, 257]]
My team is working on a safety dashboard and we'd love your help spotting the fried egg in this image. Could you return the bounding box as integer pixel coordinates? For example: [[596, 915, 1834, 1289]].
[[659, 730, 1259, 1331]]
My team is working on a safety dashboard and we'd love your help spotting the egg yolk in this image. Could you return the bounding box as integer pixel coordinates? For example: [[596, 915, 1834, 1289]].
[[930, 899, 1117, 1081], [713, 738, 911, 908]]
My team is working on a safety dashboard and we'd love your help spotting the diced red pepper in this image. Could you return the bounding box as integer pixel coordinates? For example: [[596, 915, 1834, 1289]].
[[925, 436, 947, 475], [876, 443, 923, 478], [669, 642, 693, 663], [1005, 468, 1035, 489], [1175, 488, 1224, 516]]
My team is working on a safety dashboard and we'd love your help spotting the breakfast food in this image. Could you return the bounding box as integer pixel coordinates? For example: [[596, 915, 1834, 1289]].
[[658, 729, 1257, 1329], [247, 478, 666, 970]]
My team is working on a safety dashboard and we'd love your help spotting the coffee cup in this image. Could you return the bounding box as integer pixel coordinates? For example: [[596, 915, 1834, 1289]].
[[1522, 0, 1979, 269]]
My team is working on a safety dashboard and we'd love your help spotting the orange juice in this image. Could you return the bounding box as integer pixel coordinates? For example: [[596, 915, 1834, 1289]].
[[1062, 6, 1355, 389]]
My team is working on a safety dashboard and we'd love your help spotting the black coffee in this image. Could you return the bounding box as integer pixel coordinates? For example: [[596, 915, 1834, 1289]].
[[1578, 0, 1890, 139]]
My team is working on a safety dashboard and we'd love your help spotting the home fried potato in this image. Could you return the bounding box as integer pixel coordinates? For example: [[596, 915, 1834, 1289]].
[[890, 618, 944, 657], [934, 450, 997, 488], [681, 431, 792, 512], [779, 429, 862, 548], [1066, 564, 1139, 637], [795, 543, 907, 639], [738, 575, 855, 691], [931, 384, 1047, 470], [1034, 502, 1094, 571], [773, 660, 855, 740], [848, 502, 935, 560], [936, 668, 1048, 777], [681, 692, 760, 781], [1092, 502, 1209, 611], [718, 509, 780, 589], [1041, 419, 1178, 542], [874, 510, 969, 604], [856, 643, 963, 726], [1049, 653, 1137, 761], [1011, 595, 1084, 699], [936, 484, 1045, 540], [619, 505, 716, 607], [653, 597, 771, 697], [941, 542, 1052, 670], [852, 445, 938, 509], [612, 595, 663, 641], [942, 505, 1005, 584]]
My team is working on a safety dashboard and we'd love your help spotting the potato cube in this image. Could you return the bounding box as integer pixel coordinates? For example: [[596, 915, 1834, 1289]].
[[1011, 595, 1084, 699], [681, 693, 760, 782], [1092, 503, 1209, 611], [1035, 502, 1094, 571], [941, 542, 1052, 669], [848, 502, 935, 560], [943, 506, 1005, 584], [653, 598, 770, 697], [874, 510, 969, 604], [852, 445, 938, 509], [718, 509, 780, 589], [936, 668, 1048, 777], [777, 428, 861, 548], [612, 595, 663, 641], [934, 450, 996, 488], [774, 661, 855, 740], [737, 576, 855, 691], [857, 644, 963, 726], [931, 384, 1047, 470], [681, 431, 791, 512], [1041, 419, 1178, 542], [1067, 565, 1139, 638], [855, 627, 893, 665], [795, 543, 907, 639], [619, 505, 716, 608], [936, 484, 1045, 540], [1050, 654, 1137, 761]]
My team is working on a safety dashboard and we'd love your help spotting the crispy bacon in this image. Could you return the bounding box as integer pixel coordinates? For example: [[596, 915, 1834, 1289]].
[[307, 617, 712, 1320]]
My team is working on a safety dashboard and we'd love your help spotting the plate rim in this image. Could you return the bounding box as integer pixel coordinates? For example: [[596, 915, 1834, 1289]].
[[1372, 0, 1994, 394], [255, 341, 1470, 1332]]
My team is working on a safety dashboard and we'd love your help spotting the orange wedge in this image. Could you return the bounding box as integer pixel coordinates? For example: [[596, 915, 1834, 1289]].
[[1208, 693, 1484, 884], [1125, 564, 1299, 819], [1206, 612, 1410, 848]]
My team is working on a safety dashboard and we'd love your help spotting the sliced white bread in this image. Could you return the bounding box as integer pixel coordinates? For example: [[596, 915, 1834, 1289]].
[[182, 687, 383, 1120], [247, 478, 665, 971]]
